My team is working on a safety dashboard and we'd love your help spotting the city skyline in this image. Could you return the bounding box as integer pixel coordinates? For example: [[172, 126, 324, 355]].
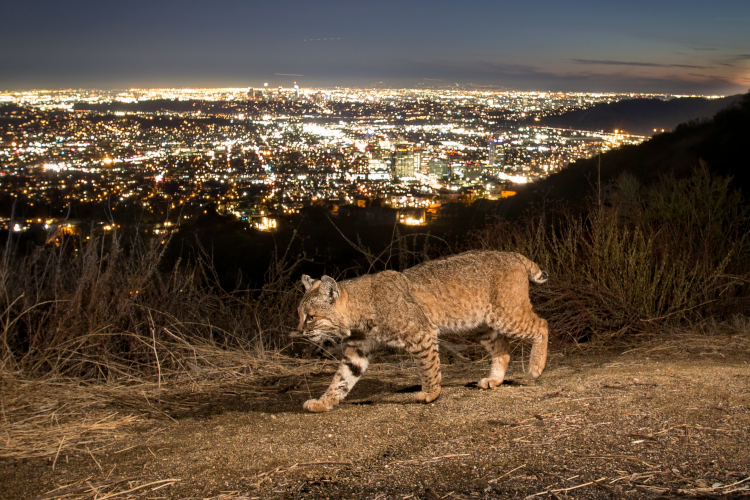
[[1, 0, 749, 94], [1, 88, 649, 232]]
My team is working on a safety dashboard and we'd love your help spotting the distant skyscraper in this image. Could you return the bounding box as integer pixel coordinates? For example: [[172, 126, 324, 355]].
[[489, 139, 504, 166], [366, 143, 383, 160], [428, 158, 449, 178], [465, 163, 482, 181], [414, 149, 423, 174], [394, 144, 416, 178]]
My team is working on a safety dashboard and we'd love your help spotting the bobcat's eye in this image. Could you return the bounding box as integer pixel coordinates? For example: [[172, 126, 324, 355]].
[[306, 315, 315, 323]]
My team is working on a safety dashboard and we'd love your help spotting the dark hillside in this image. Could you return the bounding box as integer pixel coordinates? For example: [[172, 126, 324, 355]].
[[528, 94, 741, 136], [507, 91, 750, 214]]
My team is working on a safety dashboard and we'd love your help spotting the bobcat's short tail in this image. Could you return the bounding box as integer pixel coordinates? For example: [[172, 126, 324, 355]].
[[515, 253, 549, 284]]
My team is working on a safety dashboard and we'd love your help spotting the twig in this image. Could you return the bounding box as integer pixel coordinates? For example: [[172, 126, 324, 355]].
[[551, 477, 606, 493], [525, 477, 607, 499], [297, 461, 353, 466], [51, 436, 65, 471], [674, 424, 737, 434], [724, 476, 750, 489], [150, 480, 177, 492], [489, 463, 526, 483], [86, 446, 102, 472], [423, 453, 470, 464], [105, 464, 117, 481], [32, 477, 136, 500], [634, 484, 667, 495], [141, 391, 177, 423], [574, 454, 656, 467], [149, 310, 162, 391], [96, 478, 180, 499], [113, 444, 138, 454]]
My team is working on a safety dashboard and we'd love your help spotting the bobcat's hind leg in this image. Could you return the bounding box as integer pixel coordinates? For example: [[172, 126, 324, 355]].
[[528, 318, 548, 379], [478, 335, 511, 389], [407, 334, 442, 404], [493, 306, 549, 380], [303, 339, 376, 413]]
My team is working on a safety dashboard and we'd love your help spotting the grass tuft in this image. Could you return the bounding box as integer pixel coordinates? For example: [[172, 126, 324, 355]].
[[470, 165, 749, 341]]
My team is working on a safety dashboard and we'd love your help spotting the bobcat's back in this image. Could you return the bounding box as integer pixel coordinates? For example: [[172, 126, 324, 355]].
[[401, 251, 546, 336]]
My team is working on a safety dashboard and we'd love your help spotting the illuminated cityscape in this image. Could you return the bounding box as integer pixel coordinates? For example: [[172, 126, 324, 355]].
[[1, 87, 687, 233]]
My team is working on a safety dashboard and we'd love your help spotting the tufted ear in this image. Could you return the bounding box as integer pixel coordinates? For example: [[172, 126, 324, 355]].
[[301, 274, 316, 291], [319, 275, 340, 302]]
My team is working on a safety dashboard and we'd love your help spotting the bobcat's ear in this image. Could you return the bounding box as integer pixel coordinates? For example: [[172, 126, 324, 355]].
[[319, 276, 339, 302], [301, 274, 316, 291]]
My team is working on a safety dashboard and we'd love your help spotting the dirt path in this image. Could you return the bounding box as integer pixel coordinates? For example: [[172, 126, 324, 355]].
[[3, 332, 750, 499]]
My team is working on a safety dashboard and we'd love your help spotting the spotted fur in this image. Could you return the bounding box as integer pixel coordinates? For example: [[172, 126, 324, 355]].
[[296, 250, 549, 412]]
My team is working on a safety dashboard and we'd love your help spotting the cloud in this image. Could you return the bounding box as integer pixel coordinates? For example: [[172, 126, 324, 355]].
[[688, 73, 725, 79], [359, 57, 743, 95], [691, 47, 716, 51], [571, 59, 708, 69]]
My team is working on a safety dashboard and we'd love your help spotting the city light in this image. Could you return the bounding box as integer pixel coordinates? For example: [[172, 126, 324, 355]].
[[0, 87, 661, 233]]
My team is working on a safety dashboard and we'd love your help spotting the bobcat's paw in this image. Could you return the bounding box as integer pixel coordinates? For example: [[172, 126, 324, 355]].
[[529, 366, 544, 379], [414, 387, 441, 404], [478, 377, 503, 389], [302, 399, 330, 413]]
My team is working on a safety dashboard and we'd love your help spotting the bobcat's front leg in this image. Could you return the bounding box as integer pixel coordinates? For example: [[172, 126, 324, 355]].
[[303, 341, 372, 413], [408, 335, 442, 404]]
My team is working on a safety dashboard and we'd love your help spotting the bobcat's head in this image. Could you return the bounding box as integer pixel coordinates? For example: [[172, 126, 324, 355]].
[[295, 275, 349, 344]]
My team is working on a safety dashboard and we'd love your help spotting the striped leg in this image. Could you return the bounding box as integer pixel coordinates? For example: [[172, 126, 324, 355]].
[[478, 335, 511, 389], [303, 339, 375, 413], [408, 334, 442, 403]]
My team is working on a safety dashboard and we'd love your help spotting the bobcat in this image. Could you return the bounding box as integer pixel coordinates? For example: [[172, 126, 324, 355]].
[[295, 250, 549, 413]]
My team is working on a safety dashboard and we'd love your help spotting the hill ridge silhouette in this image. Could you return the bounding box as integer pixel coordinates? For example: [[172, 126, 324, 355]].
[[506, 91, 750, 215], [526, 95, 742, 136]]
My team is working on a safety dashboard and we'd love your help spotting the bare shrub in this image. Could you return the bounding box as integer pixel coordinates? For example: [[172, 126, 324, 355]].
[[0, 229, 302, 380], [471, 165, 749, 341]]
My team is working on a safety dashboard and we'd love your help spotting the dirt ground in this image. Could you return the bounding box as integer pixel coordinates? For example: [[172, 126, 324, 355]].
[[2, 330, 750, 500]]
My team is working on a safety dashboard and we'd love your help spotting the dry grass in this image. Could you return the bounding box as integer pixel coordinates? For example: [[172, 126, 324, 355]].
[[0, 348, 310, 462], [27, 476, 184, 500], [470, 166, 750, 342], [0, 337, 424, 465], [0, 227, 304, 380]]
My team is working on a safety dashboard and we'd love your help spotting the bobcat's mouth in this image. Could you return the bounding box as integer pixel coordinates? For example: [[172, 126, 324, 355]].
[[299, 328, 347, 345]]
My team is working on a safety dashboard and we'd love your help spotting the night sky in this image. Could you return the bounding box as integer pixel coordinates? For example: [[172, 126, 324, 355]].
[[2, 0, 749, 94]]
